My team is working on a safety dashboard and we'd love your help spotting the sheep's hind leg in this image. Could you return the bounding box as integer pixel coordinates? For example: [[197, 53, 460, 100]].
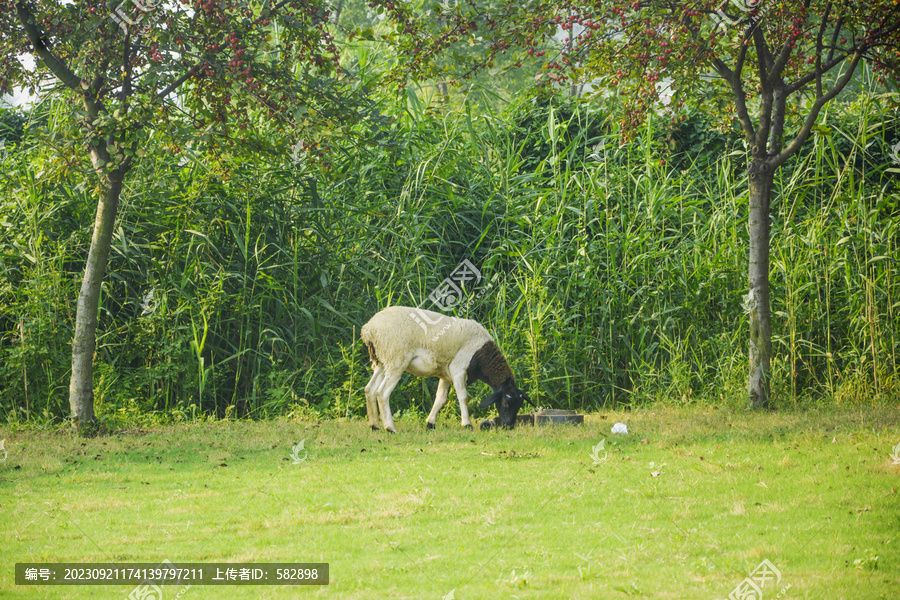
[[374, 369, 404, 433], [364, 366, 385, 431], [425, 378, 451, 430]]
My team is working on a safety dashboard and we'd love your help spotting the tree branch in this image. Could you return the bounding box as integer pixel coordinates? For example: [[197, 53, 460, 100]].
[[751, 19, 770, 86], [813, 2, 831, 99], [827, 15, 843, 64], [772, 52, 863, 169], [785, 52, 848, 94], [752, 22, 773, 153], [770, 0, 816, 82], [786, 12, 900, 96], [155, 62, 202, 100], [712, 35, 755, 143], [15, 0, 111, 164], [767, 85, 786, 155], [14, 1, 82, 90], [122, 32, 133, 107]]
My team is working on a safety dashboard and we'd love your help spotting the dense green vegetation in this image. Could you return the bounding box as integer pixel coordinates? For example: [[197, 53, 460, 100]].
[[2, 407, 899, 598], [1, 76, 898, 425]]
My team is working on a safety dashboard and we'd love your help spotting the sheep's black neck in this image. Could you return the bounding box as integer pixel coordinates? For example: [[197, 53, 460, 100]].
[[467, 341, 514, 390]]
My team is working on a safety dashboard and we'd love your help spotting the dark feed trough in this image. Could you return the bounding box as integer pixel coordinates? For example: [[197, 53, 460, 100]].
[[534, 408, 584, 426]]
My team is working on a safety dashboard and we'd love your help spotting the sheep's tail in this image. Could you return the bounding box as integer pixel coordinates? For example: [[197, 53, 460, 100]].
[[360, 322, 379, 366], [364, 341, 379, 366]]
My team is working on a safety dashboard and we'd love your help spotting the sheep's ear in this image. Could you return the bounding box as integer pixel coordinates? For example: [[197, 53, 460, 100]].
[[479, 389, 502, 409], [523, 391, 536, 408]]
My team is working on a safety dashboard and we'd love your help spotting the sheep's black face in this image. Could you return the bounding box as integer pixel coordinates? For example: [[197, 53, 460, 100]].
[[497, 391, 526, 428], [480, 383, 532, 429]]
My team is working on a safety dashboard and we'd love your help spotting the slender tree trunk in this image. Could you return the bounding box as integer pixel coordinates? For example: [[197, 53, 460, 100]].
[[68, 172, 124, 425], [747, 159, 774, 409]]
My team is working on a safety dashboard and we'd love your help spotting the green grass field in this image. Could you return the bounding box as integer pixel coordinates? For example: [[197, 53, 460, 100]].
[[2, 407, 899, 599]]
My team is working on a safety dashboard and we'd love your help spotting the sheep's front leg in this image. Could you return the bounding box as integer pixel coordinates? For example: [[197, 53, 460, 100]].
[[451, 372, 473, 428], [425, 378, 452, 430], [364, 365, 385, 430]]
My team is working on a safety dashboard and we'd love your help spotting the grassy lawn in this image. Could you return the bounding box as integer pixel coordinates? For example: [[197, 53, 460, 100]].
[[2, 406, 899, 599]]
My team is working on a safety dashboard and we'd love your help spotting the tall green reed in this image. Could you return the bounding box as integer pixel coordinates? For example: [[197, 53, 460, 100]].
[[1, 83, 897, 425]]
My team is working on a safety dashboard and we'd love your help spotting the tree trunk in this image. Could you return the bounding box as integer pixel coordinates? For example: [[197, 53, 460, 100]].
[[68, 172, 124, 425], [747, 160, 774, 409]]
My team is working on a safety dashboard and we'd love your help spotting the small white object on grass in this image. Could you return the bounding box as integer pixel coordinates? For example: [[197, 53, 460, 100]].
[[611, 422, 628, 435]]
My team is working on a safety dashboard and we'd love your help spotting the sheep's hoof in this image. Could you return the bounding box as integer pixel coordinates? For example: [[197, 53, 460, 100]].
[[371, 425, 379, 431], [426, 422, 436, 430], [386, 428, 397, 434], [479, 419, 496, 430], [462, 424, 473, 430]]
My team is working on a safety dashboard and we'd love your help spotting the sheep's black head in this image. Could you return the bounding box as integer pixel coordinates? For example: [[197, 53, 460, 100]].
[[480, 381, 533, 429]]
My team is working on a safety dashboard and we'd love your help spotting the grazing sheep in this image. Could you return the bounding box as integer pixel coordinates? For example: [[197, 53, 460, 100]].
[[360, 306, 532, 432]]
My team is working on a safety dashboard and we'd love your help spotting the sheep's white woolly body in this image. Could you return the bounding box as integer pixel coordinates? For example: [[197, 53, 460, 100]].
[[363, 307, 491, 377], [361, 306, 511, 432]]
